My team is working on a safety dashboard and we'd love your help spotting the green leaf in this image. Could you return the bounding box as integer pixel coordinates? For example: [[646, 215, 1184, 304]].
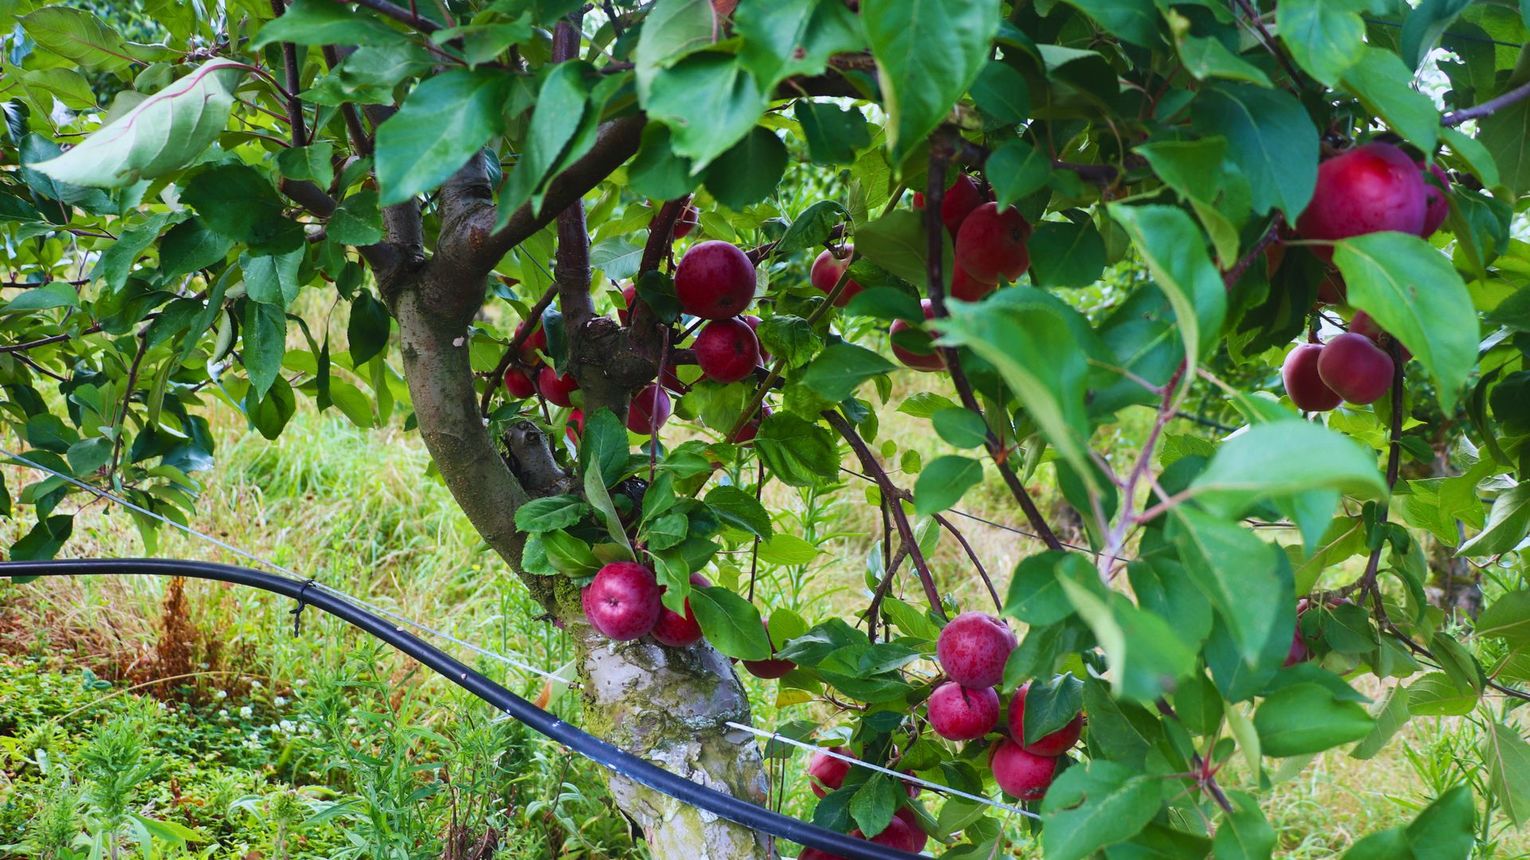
[[863, 0, 999, 163], [20, 6, 134, 71], [735, 0, 862, 92], [1108, 203, 1226, 370], [1021, 673, 1084, 745], [1484, 721, 1530, 826], [1, 282, 78, 314], [794, 101, 872, 165], [251, 0, 405, 48], [913, 455, 983, 516], [776, 201, 850, 257], [1169, 508, 1285, 665], [798, 343, 895, 403], [931, 408, 988, 449], [1458, 483, 1530, 556], [1175, 35, 1271, 87], [633, 0, 718, 101], [849, 774, 900, 838], [375, 69, 508, 205], [1350, 683, 1410, 760], [184, 165, 303, 255], [940, 291, 1096, 489], [970, 60, 1031, 124], [1339, 48, 1440, 155], [1406, 786, 1476, 860], [986, 139, 1051, 209], [1189, 421, 1386, 517], [1407, 671, 1479, 717], [754, 413, 839, 487], [515, 495, 592, 532], [1478, 590, 1530, 647], [1029, 218, 1106, 288], [1276, 0, 1366, 85], [1057, 0, 1160, 47], [757, 533, 820, 565], [705, 485, 774, 539], [703, 127, 789, 209], [690, 586, 770, 660], [160, 218, 233, 279], [628, 124, 697, 200], [856, 209, 947, 287], [1212, 791, 1276, 860], [1041, 761, 1164, 860], [1006, 551, 1100, 627], [499, 61, 593, 213], [1333, 232, 1479, 411], [18, 68, 97, 109], [542, 529, 601, 575], [1254, 682, 1374, 757], [242, 248, 305, 308], [1191, 84, 1318, 217], [347, 291, 392, 365], [32, 61, 243, 188], [757, 315, 824, 368], [645, 52, 766, 173], [243, 300, 287, 399], [1480, 95, 1530, 194], [328, 190, 384, 247], [1061, 580, 1196, 703]]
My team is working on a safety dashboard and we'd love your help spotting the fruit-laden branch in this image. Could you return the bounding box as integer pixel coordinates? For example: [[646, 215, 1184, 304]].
[[480, 283, 557, 416], [923, 139, 1065, 552], [1442, 79, 1530, 126], [823, 408, 947, 620]]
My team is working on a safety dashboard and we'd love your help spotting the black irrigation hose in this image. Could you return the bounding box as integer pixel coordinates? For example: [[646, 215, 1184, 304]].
[[0, 558, 921, 860]]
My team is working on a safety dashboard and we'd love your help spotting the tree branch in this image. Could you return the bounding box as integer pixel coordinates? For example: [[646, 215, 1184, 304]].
[[932, 513, 1001, 611], [1442, 79, 1530, 126], [480, 284, 558, 417], [1360, 344, 1407, 608], [269, 0, 308, 146], [348, 0, 442, 33], [923, 140, 1065, 552], [823, 409, 946, 620], [321, 46, 373, 157]]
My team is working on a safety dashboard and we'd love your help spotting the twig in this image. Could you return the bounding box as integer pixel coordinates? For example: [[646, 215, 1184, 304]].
[[1155, 700, 1234, 813], [865, 541, 910, 643], [479, 284, 558, 416], [923, 139, 1065, 552], [107, 332, 151, 482], [933, 513, 1001, 612], [1360, 343, 1407, 608], [348, 0, 442, 33], [322, 46, 373, 157], [269, 0, 307, 146], [638, 197, 690, 277], [823, 409, 946, 620], [1, 279, 89, 289], [1442, 79, 1530, 126]]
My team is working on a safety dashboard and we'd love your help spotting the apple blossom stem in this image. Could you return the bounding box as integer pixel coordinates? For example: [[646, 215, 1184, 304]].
[[923, 140, 1066, 553], [823, 409, 946, 620], [479, 284, 558, 416]]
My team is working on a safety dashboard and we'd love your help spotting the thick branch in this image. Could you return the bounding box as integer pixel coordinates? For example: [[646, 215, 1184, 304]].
[[1442, 79, 1530, 126], [823, 409, 946, 620], [270, 0, 307, 146], [923, 141, 1064, 552]]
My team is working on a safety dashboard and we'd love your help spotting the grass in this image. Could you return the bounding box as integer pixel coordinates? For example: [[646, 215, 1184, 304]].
[[1, 390, 1526, 858]]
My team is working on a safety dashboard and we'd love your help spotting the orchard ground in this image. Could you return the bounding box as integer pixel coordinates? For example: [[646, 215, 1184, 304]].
[[2, 384, 1525, 858]]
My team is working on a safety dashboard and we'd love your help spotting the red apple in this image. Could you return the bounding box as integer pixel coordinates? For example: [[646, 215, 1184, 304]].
[[1282, 343, 1341, 412], [808, 746, 853, 797], [618, 282, 638, 326], [991, 739, 1058, 800], [936, 612, 1016, 689], [627, 383, 672, 435], [515, 322, 547, 367], [742, 619, 796, 679], [566, 408, 585, 444], [861, 807, 927, 852], [730, 405, 770, 444], [1317, 332, 1395, 405], [694, 317, 762, 383], [956, 202, 1030, 283], [1008, 683, 1083, 757], [1296, 142, 1428, 260], [927, 682, 1000, 741], [674, 203, 699, 239], [810, 246, 864, 307], [1418, 161, 1450, 238], [889, 299, 943, 372], [581, 562, 663, 641], [503, 368, 536, 399], [940, 174, 986, 236], [675, 240, 756, 320], [950, 265, 997, 301], [652, 573, 709, 647], [1350, 311, 1412, 362], [537, 367, 579, 408]]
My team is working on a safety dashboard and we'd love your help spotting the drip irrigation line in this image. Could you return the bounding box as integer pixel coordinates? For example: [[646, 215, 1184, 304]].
[[0, 558, 921, 860]]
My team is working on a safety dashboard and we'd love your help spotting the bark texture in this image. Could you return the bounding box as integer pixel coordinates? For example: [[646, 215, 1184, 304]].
[[377, 143, 775, 859]]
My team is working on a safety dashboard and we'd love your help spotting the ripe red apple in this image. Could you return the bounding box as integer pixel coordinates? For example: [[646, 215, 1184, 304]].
[[1418, 161, 1450, 237], [991, 739, 1058, 800], [694, 317, 761, 383], [581, 562, 663, 641], [1008, 683, 1083, 757], [927, 681, 1000, 741], [950, 265, 997, 301], [675, 240, 756, 320], [626, 383, 672, 435], [1282, 343, 1341, 412], [1296, 142, 1428, 259], [566, 408, 585, 444], [955, 202, 1031, 283], [730, 405, 770, 444], [936, 612, 1017, 689], [503, 368, 536, 399], [858, 807, 928, 852], [810, 246, 863, 306], [889, 299, 943, 372], [742, 619, 796, 679], [674, 203, 699, 239], [742, 314, 769, 362], [537, 367, 579, 407], [1351, 311, 1412, 362], [1317, 332, 1395, 405], [938, 174, 986, 236], [515, 322, 547, 367], [652, 573, 708, 647], [618, 282, 638, 326], [808, 746, 853, 797]]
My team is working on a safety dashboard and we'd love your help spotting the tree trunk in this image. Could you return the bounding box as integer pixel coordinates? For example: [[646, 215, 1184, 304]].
[[392, 287, 776, 860]]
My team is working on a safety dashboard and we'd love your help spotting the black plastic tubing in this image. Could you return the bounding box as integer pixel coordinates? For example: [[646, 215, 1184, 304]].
[[0, 558, 922, 860]]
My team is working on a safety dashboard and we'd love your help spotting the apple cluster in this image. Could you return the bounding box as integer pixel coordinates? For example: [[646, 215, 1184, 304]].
[[1277, 141, 1449, 412], [893, 177, 1033, 372]]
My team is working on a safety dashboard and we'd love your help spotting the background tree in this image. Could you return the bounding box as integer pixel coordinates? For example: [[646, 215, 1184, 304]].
[[2, 0, 1530, 857]]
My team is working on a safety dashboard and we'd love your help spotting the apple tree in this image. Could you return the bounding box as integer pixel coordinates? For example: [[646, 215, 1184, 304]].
[[2, 0, 1530, 856]]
